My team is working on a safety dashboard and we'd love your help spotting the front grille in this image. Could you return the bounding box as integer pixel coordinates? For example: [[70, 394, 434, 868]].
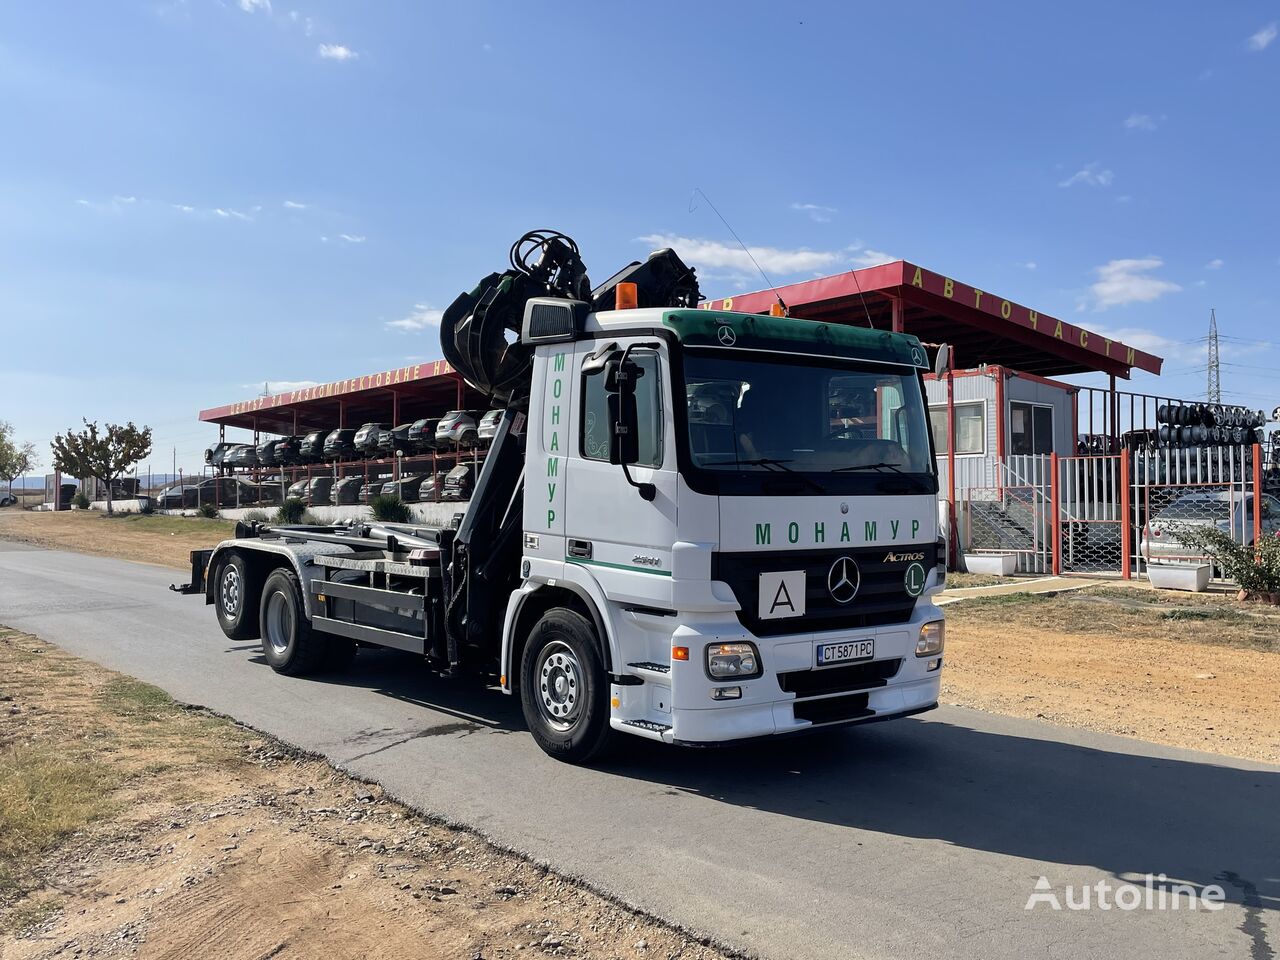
[[779, 658, 902, 698], [712, 543, 936, 637], [793, 693, 873, 725]]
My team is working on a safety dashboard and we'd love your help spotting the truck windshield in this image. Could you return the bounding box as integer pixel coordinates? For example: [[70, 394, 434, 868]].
[[681, 350, 937, 493]]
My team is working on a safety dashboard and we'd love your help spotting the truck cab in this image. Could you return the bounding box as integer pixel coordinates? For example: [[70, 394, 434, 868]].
[[506, 304, 944, 755]]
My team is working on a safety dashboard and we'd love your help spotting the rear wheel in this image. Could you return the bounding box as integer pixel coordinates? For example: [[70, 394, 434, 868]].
[[519, 609, 614, 764], [258, 568, 327, 676], [215, 553, 261, 640]]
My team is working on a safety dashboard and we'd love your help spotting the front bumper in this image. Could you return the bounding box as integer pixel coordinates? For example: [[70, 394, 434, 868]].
[[609, 602, 944, 744]]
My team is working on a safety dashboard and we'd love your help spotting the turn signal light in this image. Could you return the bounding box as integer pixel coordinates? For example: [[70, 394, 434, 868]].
[[615, 282, 638, 310], [769, 302, 786, 317], [671, 646, 690, 661]]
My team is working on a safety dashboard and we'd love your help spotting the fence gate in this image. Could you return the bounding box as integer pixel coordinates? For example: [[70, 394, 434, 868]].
[[961, 454, 1053, 574], [1056, 454, 1124, 574]]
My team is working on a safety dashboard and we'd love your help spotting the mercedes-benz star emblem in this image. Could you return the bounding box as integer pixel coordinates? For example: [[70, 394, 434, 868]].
[[716, 325, 737, 346], [827, 556, 860, 605]]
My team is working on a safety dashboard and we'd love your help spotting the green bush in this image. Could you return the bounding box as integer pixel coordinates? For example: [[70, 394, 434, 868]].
[[138, 499, 155, 515], [197, 501, 219, 519], [275, 498, 306, 524], [370, 493, 410, 523], [71, 491, 90, 510], [1174, 523, 1280, 595], [241, 509, 269, 522]]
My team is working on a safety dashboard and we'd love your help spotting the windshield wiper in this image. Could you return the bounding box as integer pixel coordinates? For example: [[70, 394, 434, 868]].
[[832, 460, 931, 491], [699, 457, 827, 495]]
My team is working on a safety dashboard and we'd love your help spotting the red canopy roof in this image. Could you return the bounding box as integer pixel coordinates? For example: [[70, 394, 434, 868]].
[[701, 260, 1162, 379]]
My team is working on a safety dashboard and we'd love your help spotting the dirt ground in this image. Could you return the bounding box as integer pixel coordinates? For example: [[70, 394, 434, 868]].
[[0, 509, 234, 569], [2, 510, 1277, 766], [944, 587, 1280, 764], [0, 627, 732, 959]]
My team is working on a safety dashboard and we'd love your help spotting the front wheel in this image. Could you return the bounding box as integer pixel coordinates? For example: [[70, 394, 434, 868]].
[[519, 609, 614, 764]]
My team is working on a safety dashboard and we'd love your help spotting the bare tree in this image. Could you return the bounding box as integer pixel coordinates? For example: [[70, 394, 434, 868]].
[[50, 420, 153, 515]]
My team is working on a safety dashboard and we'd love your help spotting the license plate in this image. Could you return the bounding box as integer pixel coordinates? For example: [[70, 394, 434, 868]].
[[816, 639, 874, 666]]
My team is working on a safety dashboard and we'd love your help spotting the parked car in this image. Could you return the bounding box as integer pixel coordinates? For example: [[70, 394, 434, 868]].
[[1141, 490, 1280, 563], [383, 473, 442, 502], [272, 436, 302, 466], [442, 462, 475, 500], [204, 442, 235, 468], [332, 476, 363, 505], [286, 478, 310, 501], [354, 423, 389, 459], [154, 483, 201, 509], [299, 430, 327, 463], [256, 437, 281, 467], [377, 423, 414, 459], [436, 410, 480, 447], [223, 444, 260, 470], [306, 476, 335, 506], [360, 478, 393, 503], [407, 418, 441, 453], [477, 409, 503, 443], [254, 480, 285, 505], [323, 429, 357, 461]]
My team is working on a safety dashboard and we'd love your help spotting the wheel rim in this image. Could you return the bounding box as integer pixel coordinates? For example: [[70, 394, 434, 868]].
[[219, 565, 241, 618], [264, 590, 292, 655], [536, 640, 583, 731]]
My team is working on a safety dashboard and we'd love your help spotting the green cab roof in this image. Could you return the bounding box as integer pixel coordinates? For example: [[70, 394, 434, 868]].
[[662, 309, 930, 369]]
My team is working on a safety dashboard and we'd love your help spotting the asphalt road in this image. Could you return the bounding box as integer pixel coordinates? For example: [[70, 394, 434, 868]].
[[2, 541, 1276, 960]]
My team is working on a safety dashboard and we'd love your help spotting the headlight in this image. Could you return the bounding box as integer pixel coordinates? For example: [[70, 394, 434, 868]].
[[706, 642, 762, 679], [916, 620, 945, 657]]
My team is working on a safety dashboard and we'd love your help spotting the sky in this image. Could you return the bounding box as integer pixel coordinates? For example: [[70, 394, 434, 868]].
[[2, 1, 1278, 477]]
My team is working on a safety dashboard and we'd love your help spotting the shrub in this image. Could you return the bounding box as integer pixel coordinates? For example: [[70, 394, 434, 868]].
[[241, 509, 269, 522], [138, 499, 155, 515], [71, 491, 90, 510], [1174, 523, 1280, 596], [370, 493, 410, 523], [275, 498, 306, 524], [197, 502, 219, 519]]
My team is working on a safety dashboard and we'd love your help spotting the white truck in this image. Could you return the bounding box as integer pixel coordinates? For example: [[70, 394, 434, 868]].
[[177, 232, 947, 763]]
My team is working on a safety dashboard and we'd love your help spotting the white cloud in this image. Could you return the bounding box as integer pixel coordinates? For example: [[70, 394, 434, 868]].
[[283, 199, 308, 210], [1115, 195, 1133, 204], [243, 379, 320, 394], [318, 43, 358, 61], [214, 207, 253, 221], [790, 202, 837, 223], [76, 195, 141, 213], [338, 233, 366, 244], [1205, 258, 1224, 270], [1124, 113, 1158, 131], [172, 203, 196, 214], [1059, 163, 1114, 188], [1023, 261, 1038, 270], [387, 304, 444, 332], [238, 0, 271, 12], [1248, 21, 1277, 51], [288, 10, 315, 35], [849, 248, 895, 268], [1086, 257, 1181, 310], [637, 234, 850, 276]]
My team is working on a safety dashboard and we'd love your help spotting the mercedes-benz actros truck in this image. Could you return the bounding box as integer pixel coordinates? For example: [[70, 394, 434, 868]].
[[177, 231, 947, 763]]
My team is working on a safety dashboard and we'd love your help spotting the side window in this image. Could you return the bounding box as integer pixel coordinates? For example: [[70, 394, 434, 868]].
[[580, 351, 663, 467], [929, 402, 985, 454], [1010, 401, 1053, 455]]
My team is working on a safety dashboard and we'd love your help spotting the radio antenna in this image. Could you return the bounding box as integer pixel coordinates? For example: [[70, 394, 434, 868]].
[[690, 187, 787, 315], [848, 263, 876, 329]]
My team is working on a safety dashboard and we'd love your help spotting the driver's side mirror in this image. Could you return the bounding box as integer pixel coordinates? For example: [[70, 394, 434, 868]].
[[607, 359, 641, 466]]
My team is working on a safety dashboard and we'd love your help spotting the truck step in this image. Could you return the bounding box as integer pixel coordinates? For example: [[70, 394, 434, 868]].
[[627, 661, 671, 675], [619, 719, 673, 734]]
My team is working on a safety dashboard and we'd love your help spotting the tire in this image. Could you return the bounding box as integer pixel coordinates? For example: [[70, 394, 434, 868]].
[[215, 553, 261, 641], [258, 568, 327, 676], [519, 609, 614, 764]]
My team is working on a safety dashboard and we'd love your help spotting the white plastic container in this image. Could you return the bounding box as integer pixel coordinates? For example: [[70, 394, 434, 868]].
[[964, 552, 1019, 576], [1147, 562, 1211, 592]]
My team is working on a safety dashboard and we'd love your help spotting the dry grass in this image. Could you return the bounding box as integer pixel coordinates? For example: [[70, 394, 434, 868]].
[[0, 509, 234, 568], [0, 628, 732, 959]]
